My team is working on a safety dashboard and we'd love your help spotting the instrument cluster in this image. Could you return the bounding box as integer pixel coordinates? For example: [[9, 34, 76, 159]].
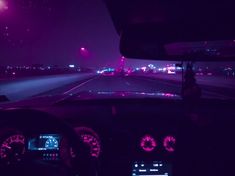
[[0, 127, 101, 165]]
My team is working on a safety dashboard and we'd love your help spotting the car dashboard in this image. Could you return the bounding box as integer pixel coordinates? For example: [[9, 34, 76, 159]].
[[0, 98, 235, 176]]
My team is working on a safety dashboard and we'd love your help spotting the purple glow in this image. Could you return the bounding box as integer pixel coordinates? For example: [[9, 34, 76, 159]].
[[0, 134, 25, 160], [140, 135, 157, 152], [207, 72, 213, 76], [141, 66, 147, 72], [163, 136, 176, 152], [159, 92, 177, 97], [80, 47, 90, 58], [96, 91, 179, 99], [81, 134, 101, 158], [0, 0, 8, 11], [167, 66, 176, 70], [167, 70, 176, 74]]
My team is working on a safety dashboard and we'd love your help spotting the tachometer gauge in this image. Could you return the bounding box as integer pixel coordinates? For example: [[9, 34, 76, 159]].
[[81, 134, 101, 158], [74, 127, 101, 158], [45, 137, 59, 150], [140, 135, 157, 152], [0, 134, 25, 164], [163, 136, 176, 152]]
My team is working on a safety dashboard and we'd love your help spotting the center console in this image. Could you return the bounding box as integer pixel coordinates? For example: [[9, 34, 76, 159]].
[[132, 161, 172, 176]]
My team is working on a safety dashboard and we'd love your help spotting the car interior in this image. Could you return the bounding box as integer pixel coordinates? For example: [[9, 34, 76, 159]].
[[0, 0, 235, 176]]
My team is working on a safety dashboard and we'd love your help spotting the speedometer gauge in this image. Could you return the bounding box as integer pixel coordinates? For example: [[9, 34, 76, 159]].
[[0, 134, 25, 163], [74, 127, 101, 158], [81, 134, 101, 158]]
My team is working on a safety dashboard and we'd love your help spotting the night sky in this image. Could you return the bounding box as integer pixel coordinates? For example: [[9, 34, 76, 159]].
[[0, 0, 122, 68], [0, 0, 234, 69]]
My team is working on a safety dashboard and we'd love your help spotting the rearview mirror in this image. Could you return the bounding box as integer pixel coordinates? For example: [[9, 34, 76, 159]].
[[120, 24, 235, 61], [105, 0, 235, 61]]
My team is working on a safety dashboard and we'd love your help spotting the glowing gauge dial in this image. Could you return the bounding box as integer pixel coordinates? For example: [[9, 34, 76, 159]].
[[163, 136, 176, 152], [140, 135, 157, 152], [74, 127, 101, 158], [81, 134, 101, 158], [45, 137, 59, 149], [0, 134, 25, 163]]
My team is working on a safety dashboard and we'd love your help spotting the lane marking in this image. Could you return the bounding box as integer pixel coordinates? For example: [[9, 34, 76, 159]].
[[131, 76, 182, 88], [132, 75, 231, 99], [63, 76, 98, 95]]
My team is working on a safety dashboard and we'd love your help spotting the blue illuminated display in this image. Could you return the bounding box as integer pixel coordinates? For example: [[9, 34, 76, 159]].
[[28, 134, 61, 151], [132, 161, 172, 176], [44, 136, 59, 149]]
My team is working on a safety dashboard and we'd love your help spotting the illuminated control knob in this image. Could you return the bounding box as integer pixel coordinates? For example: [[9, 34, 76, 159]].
[[163, 136, 176, 152], [140, 135, 157, 152]]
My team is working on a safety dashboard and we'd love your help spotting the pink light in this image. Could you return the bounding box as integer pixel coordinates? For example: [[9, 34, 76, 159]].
[[141, 67, 147, 72], [80, 47, 90, 58], [167, 70, 176, 74], [207, 72, 212, 76], [120, 56, 125, 62], [159, 93, 177, 97], [163, 136, 176, 152], [81, 134, 101, 158], [167, 66, 176, 70], [0, 0, 8, 11], [140, 135, 157, 152]]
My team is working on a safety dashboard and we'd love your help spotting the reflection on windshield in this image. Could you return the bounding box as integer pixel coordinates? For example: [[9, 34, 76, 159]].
[[96, 91, 179, 98]]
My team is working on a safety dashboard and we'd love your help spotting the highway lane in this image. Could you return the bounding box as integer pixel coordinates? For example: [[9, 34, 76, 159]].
[[134, 73, 235, 89], [1, 74, 234, 102], [0, 73, 96, 101], [63, 75, 182, 95], [63, 75, 235, 99]]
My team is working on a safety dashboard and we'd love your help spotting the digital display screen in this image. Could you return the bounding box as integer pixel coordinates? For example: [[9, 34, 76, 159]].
[[28, 134, 61, 151], [132, 161, 172, 176]]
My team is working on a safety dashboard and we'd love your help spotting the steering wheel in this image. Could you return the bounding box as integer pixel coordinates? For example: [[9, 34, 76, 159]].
[[0, 109, 96, 176]]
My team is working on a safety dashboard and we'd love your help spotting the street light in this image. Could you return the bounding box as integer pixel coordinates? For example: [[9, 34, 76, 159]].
[[0, 0, 8, 11], [78, 47, 90, 68], [80, 47, 89, 57]]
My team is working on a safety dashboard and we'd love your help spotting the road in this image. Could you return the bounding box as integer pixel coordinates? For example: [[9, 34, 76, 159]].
[[0, 73, 95, 101], [62, 75, 235, 99], [1, 74, 234, 101]]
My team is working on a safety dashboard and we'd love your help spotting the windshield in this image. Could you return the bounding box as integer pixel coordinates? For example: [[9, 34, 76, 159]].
[[0, 0, 234, 102]]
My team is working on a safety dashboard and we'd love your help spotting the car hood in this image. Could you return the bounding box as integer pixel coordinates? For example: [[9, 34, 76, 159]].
[[69, 91, 180, 100], [0, 91, 180, 109]]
